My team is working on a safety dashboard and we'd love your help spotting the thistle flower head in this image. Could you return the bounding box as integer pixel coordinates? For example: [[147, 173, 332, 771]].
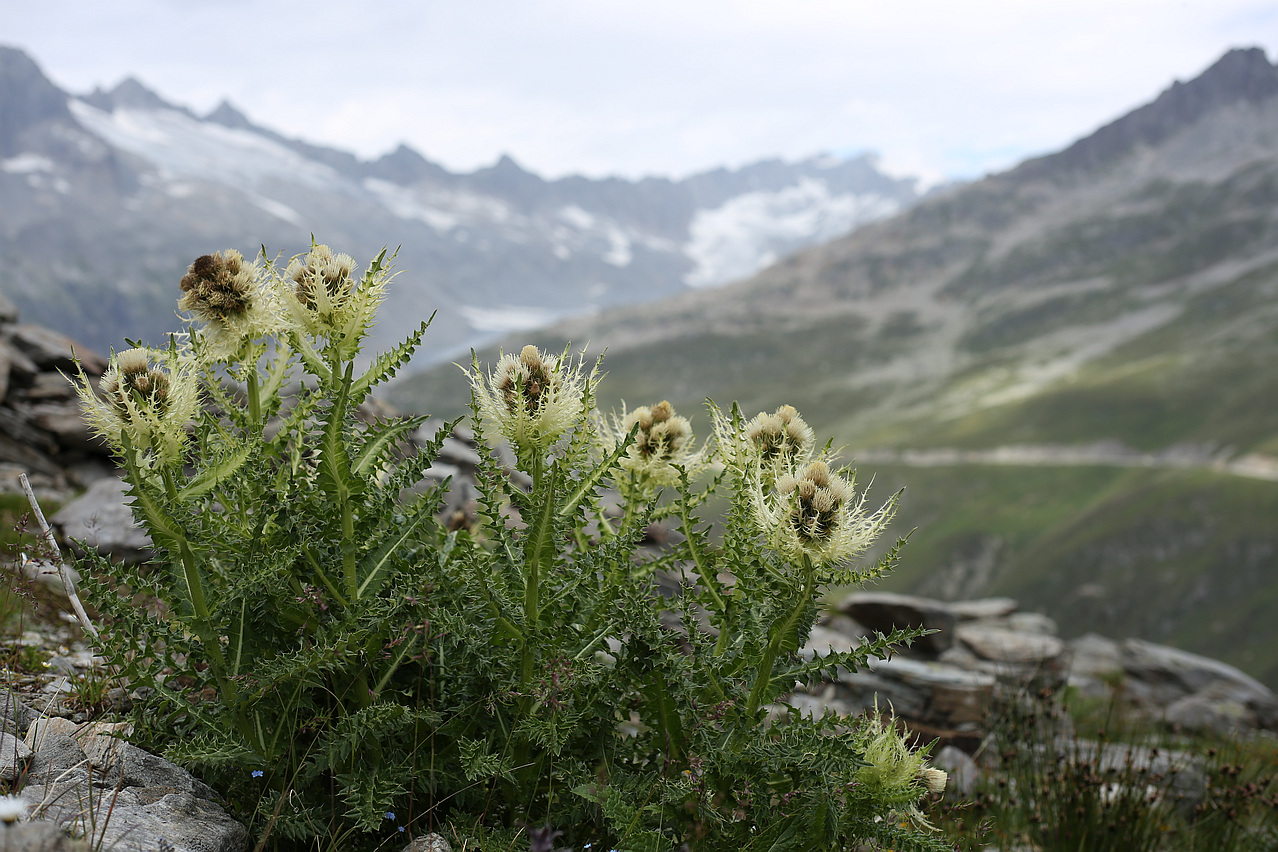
[[178, 249, 281, 359], [598, 400, 705, 497], [919, 767, 948, 794], [282, 243, 390, 359], [713, 403, 815, 487], [753, 459, 894, 567], [469, 345, 594, 455], [75, 346, 199, 465]]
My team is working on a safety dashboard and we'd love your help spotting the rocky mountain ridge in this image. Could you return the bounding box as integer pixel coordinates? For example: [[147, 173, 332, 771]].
[[0, 44, 919, 366]]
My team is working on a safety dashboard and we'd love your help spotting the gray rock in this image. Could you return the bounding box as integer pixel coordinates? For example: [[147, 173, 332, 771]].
[[0, 291, 17, 324], [1000, 612, 1058, 635], [404, 834, 453, 852], [837, 591, 956, 655], [1164, 683, 1258, 737], [0, 730, 33, 781], [932, 744, 980, 797], [799, 624, 861, 660], [1, 688, 37, 737], [0, 340, 10, 405], [51, 477, 152, 563], [438, 436, 481, 467], [0, 819, 91, 851], [27, 402, 94, 452], [955, 624, 1064, 665], [24, 734, 89, 779], [946, 597, 1019, 621], [6, 326, 105, 375], [1121, 638, 1275, 711], [842, 657, 995, 732]]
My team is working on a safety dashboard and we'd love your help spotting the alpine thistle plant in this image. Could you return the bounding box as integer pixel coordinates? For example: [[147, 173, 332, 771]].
[[75, 239, 953, 852]]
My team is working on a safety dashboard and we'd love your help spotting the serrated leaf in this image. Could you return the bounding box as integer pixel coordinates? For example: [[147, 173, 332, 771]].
[[179, 444, 252, 501]]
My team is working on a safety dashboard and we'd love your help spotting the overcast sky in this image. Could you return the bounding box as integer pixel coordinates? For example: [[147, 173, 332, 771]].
[[6, 1, 1277, 183]]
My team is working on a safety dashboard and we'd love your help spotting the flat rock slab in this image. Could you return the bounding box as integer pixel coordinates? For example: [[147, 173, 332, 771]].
[[956, 624, 1064, 665], [837, 591, 956, 654]]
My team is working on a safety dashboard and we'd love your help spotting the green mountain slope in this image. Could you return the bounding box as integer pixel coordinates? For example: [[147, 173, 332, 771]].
[[390, 48, 1278, 686]]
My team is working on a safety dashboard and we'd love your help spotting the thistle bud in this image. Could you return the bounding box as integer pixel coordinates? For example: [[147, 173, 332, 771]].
[[470, 345, 595, 455], [919, 767, 948, 794], [282, 243, 389, 359], [75, 347, 199, 466], [754, 459, 894, 567], [598, 400, 705, 497]]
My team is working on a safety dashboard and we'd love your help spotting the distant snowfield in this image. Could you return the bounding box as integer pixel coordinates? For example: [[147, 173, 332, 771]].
[[68, 100, 341, 190], [683, 178, 899, 288]]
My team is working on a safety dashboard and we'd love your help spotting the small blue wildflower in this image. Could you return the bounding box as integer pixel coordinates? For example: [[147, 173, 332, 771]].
[[399, 826, 406, 832], [251, 770, 263, 778], [385, 811, 395, 820]]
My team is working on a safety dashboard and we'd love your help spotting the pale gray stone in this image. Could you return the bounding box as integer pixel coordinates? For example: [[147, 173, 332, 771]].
[[932, 744, 980, 797], [0, 730, 33, 781], [1, 688, 37, 738], [0, 819, 91, 851], [956, 624, 1064, 665], [6, 326, 104, 375], [1121, 638, 1274, 708], [946, 597, 1019, 621], [51, 476, 152, 562], [404, 834, 453, 852]]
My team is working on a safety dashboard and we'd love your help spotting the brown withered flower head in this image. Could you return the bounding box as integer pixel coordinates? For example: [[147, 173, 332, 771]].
[[179, 251, 253, 320], [177, 249, 279, 359]]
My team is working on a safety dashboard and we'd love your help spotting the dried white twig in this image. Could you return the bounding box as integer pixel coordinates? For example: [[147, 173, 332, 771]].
[[18, 473, 99, 640]]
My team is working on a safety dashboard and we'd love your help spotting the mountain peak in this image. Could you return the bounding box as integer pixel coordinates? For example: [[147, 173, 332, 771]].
[[205, 99, 254, 130], [1019, 46, 1278, 179], [81, 76, 191, 115], [0, 45, 72, 156]]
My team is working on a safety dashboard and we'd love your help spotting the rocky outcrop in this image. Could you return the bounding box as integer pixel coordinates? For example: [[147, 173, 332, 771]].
[[0, 298, 114, 502], [1, 689, 248, 851], [790, 591, 1278, 746]]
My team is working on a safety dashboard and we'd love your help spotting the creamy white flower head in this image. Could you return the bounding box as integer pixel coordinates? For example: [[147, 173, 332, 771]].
[[0, 793, 24, 823], [919, 767, 948, 795], [598, 400, 706, 498], [282, 243, 389, 358], [753, 460, 895, 567], [178, 250, 282, 360], [470, 345, 594, 454], [74, 346, 200, 465], [854, 706, 935, 827], [713, 403, 815, 487]]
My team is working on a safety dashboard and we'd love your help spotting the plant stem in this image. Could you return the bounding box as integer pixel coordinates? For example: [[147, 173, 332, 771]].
[[745, 555, 815, 716]]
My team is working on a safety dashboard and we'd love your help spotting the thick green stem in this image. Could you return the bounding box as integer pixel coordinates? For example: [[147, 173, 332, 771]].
[[745, 556, 815, 716], [520, 454, 548, 686], [246, 368, 261, 428]]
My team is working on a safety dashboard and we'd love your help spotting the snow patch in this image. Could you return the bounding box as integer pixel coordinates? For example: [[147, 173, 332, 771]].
[[683, 178, 898, 288], [458, 305, 561, 334], [603, 228, 632, 267], [1, 153, 55, 174], [248, 193, 304, 226], [363, 178, 517, 232]]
